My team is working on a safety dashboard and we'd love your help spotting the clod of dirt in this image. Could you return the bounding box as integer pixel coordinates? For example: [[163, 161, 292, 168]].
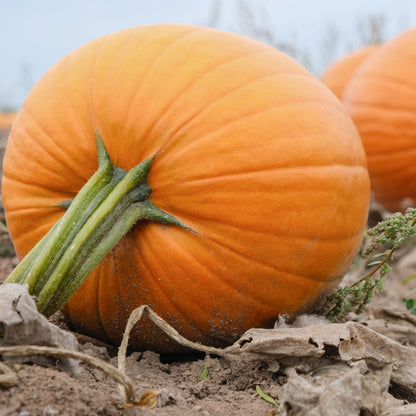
[[0, 283, 78, 373], [279, 362, 402, 416]]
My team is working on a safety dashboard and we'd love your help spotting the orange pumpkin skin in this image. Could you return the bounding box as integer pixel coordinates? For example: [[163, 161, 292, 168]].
[[2, 25, 370, 351], [321, 45, 379, 100], [343, 30, 416, 212]]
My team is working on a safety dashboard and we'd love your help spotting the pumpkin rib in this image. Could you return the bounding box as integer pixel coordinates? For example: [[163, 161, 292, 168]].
[[373, 166, 416, 187], [88, 35, 115, 134], [369, 152, 416, 168], [156, 70, 319, 147], [126, 70, 318, 167], [140, 246, 218, 339], [187, 236, 343, 318], [381, 46, 416, 59], [4, 207, 61, 219], [87, 28, 163, 163], [133, 240, 208, 338], [13, 111, 90, 185], [63, 66, 98, 161], [175, 72, 337, 132], [130, 52, 272, 148], [161, 99, 355, 167], [15, 38, 103, 184], [9, 126, 82, 189], [363, 142, 416, 157], [122, 26, 209, 127], [92, 265, 113, 343], [55, 41, 105, 167], [160, 233, 277, 310], [97, 273, 135, 344], [367, 46, 416, 65], [177, 205, 366, 243], [136, 224, 294, 338], [65, 262, 116, 345], [368, 162, 416, 181], [58, 50, 96, 150], [2, 168, 75, 197], [97, 260, 126, 344], [163, 164, 368, 185], [199, 232, 335, 287], [146, 259, 240, 337], [1, 179, 73, 213], [348, 101, 416, 117], [157, 166, 368, 241], [352, 127, 415, 148], [2, 172, 79, 199], [190, 220, 363, 284], [368, 173, 416, 196], [347, 72, 416, 95], [136, 228, 281, 331]]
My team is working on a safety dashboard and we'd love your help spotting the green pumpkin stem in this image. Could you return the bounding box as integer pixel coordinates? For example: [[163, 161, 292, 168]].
[[5, 132, 190, 317]]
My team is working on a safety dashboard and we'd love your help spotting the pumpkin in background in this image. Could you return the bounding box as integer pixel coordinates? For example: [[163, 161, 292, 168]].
[[2, 24, 370, 351], [0, 111, 16, 131], [0, 111, 16, 143], [321, 45, 379, 100], [344, 29, 416, 212], [0, 111, 17, 179]]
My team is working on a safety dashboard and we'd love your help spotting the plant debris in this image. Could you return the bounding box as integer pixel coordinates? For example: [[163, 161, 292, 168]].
[[0, 283, 78, 373]]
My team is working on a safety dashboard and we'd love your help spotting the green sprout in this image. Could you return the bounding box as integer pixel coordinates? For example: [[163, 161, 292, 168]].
[[198, 363, 209, 381], [402, 298, 416, 316], [256, 385, 279, 407]]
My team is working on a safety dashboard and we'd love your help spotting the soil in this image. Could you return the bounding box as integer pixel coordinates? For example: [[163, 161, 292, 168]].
[[0, 222, 416, 415]]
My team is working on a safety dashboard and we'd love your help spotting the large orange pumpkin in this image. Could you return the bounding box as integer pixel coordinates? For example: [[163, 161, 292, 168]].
[[343, 29, 416, 212], [2, 24, 370, 351], [321, 45, 379, 100]]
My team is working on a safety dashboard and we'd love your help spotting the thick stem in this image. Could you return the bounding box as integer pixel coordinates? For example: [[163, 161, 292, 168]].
[[6, 133, 115, 288], [5, 133, 190, 317]]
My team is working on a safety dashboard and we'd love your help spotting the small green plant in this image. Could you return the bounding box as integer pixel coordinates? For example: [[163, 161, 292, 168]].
[[402, 298, 416, 316], [318, 208, 416, 321], [256, 385, 279, 407], [198, 363, 209, 381]]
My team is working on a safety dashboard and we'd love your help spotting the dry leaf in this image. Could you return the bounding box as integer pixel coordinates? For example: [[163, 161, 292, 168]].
[[138, 390, 159, 408], [137, 389, 175, 408], [279, 361, 403, 416], [0, 361, 18, 388], [0, 283, 78, 373]]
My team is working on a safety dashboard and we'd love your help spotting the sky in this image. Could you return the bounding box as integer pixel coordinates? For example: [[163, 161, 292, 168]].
[[2, 0, 416, 110]]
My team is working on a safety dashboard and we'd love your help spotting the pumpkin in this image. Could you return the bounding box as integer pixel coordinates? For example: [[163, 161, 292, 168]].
[[0, 111, 16, 181], [343, 29, 416, 212], [2, 24, 370, 351], [0, 111, 16, 128], [321, 45, 379, 100]]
